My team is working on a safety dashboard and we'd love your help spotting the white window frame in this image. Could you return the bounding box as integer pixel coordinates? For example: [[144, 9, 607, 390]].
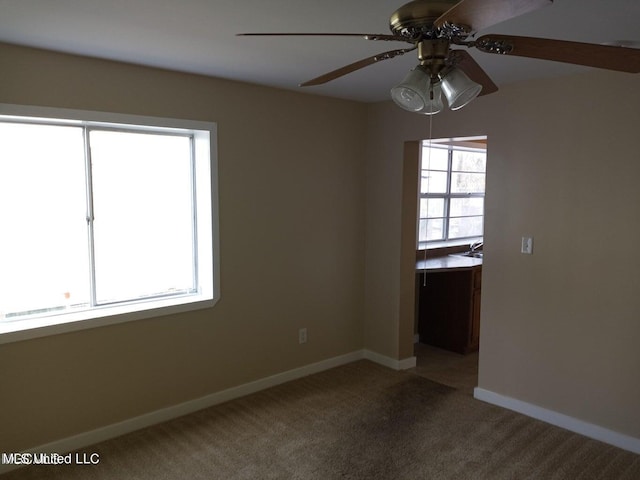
[[0, 104, 220, 344], [418, 138, 486, 249]]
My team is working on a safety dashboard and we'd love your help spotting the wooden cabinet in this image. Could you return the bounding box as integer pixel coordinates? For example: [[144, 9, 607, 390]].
[[418, 265, 482, 354]]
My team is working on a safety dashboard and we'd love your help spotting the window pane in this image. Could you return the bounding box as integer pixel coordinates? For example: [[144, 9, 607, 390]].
[[448, 216, 484, 239], [451, 172, 485, 194], [419, 198, 445, 219], [419, 218, 444, 242], [89, 131, 194, 304], [0, 123, 90, 319], [449, 197, 484, 217], [420, 170, 448, 194], [421, 145, 449, 170], [452, 150, 486, 172]]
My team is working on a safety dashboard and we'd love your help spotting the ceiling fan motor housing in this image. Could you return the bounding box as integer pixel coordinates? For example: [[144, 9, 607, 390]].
[[389, 0, 461, 38]]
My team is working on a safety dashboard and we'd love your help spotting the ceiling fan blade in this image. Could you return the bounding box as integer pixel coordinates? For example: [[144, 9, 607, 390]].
[[435, 0, 552, 33], [475, 34, 640, 73], [237, 33, 411, 43], [300, 47, 416, 86], [448, 50, 498, 96]]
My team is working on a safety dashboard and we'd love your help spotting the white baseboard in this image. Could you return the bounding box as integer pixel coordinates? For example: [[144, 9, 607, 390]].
[[363, 349, 416, 370], [1, 349, 411, 474], [474, 387, 640, 455]]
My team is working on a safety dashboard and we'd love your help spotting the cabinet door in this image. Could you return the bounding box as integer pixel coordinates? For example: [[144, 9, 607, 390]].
[[418, 270, 472, 354], [470, 267, 482, 349], [471, 288, 481, 348]]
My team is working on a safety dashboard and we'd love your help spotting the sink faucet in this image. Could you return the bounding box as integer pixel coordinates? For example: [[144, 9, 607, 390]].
[[470, 241, 483, 253]]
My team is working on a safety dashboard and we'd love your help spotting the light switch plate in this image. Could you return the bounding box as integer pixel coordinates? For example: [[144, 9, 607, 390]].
[[521, 236, 533, 254]]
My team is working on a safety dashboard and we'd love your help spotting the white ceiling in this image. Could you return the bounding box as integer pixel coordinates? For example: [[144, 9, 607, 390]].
[[0, 0, 638, 103]]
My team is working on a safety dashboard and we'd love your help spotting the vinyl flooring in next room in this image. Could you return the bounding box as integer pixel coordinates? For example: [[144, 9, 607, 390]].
[[411, 342, 479, 395]]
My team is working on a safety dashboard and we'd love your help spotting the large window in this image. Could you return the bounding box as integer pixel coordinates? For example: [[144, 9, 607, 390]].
[[0, 105, 218, 342], [418, 137, 487, 248]]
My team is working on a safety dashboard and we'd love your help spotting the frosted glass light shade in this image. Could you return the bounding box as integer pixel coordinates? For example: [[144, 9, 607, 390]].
[[441, 68, 482, 110], [390, 67, 430, 112], [391, 67, 443, 114]]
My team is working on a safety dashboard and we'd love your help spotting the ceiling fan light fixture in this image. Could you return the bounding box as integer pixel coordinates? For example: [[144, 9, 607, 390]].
[[440, 67, 483, 110], [390, 66, 430, 112]]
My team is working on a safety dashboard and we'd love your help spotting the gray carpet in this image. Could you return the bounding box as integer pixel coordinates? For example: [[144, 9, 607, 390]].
[[2, 360, 639, 479]]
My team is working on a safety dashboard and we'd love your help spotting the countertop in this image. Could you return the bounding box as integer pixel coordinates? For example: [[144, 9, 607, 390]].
[[416, 255, 483, 273]]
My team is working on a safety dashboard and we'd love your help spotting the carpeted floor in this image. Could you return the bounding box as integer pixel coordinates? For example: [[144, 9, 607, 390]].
[[2, 360, 639, 479]]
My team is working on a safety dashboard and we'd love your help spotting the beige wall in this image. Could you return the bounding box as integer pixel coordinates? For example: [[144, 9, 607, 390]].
[[0, 43, 367, 450], [364, 70, 640, 439], [479, 71, 640, 438]]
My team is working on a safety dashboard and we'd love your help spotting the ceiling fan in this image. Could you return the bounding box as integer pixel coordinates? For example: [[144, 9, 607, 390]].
[[239, 0, 640, 114]]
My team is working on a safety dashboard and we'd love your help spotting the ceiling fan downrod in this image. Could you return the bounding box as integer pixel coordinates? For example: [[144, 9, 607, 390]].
[[417, 38, 451, 78]]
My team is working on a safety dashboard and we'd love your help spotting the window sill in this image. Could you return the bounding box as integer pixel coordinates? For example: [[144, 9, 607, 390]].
[[417, 237, 483, 260], [418, 236, 482, 250], [0, 294, 217, 345]]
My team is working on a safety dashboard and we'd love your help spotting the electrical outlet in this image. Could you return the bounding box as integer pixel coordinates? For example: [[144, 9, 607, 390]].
[[298, 328, 307, 344], [521, 236, 533, 254]]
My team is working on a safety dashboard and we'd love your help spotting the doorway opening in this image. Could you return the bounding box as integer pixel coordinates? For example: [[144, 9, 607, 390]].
[[411, 135, 487, 395]]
